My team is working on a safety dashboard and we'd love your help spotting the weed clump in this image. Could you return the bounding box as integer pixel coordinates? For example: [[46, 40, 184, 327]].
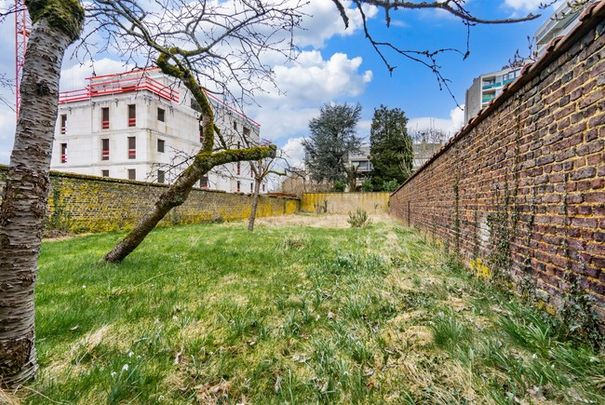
[[281, 234, 307, 250], [348, 209, 369, 228], [560, 276, 604, 350]]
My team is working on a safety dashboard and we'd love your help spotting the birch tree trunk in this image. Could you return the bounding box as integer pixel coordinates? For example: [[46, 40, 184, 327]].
[[0, 0, 84, 387], [248, 178, 262, 232]]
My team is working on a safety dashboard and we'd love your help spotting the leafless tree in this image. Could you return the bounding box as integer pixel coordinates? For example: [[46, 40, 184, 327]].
[[0, 0, 85, 387], [247, 154, 288, 231], [81, 0, 305, 262], [331, 0, 542, 104]]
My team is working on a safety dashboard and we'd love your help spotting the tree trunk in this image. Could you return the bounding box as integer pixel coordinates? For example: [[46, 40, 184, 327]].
[[248, 178, 262, 231], [0, 17, 77, 387], [104, 147, 274, 263]]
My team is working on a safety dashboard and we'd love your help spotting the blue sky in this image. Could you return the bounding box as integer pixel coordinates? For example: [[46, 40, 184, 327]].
[[0, 0, 556, 165]]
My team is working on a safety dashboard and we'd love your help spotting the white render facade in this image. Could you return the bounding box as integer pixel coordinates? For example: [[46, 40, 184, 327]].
[[50, 69, 267, 194]]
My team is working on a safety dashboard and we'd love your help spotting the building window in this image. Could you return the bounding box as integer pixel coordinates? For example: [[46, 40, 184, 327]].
[[237, 141, 240, 149], [236, 181, 240, 193], [102, 170, 109, 177], [199, 125, 204, 143], [233, 121, 237, 131], [128, 104, 136, 127], [236, 161, 241, 175], [200, 176, 208, 188], [128, 136, 136, 159], [60, 114, 67, 134], [157, 139, 165, 153], [128, 169, 136, 180], [250, 183, 253, 193], [262, 184, 265, 192], [157, 107, 165, 122], [101, 107, 109, 129], [60, 143, 67, 163], [243, 127, 251, 138], [101, 138, 109, 160], [157, 170, 165, 184]]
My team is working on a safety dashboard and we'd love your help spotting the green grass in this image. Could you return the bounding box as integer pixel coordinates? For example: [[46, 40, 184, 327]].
[[15, 216, 604, 404]]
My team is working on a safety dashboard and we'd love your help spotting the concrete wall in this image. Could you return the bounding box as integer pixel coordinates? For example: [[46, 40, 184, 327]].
[[390, 4, 605, 316], [0, 165, 298, 234], [301, 192, 390, 214]]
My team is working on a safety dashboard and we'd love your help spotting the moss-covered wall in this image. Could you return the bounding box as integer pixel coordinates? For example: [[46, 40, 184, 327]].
[[0, 166, 299, 233], [301, 192, 390, 214]]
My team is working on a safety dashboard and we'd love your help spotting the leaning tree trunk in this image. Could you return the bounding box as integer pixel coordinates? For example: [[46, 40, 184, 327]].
[[104, 147, 274, 263], [0, 1, 84, 387], [104, 53, 275, 263], [247, 177, 262, 232]]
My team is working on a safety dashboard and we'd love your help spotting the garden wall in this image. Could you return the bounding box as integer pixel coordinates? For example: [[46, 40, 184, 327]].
[[301, 192, 390, 214], [0, 165, 299, 234], [390, 3, 605, 316]]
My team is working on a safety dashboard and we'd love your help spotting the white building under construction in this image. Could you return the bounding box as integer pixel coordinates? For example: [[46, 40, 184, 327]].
[[50, 68, 266, 194]]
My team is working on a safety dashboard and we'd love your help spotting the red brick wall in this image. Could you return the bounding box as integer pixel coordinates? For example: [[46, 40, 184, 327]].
[[390, 8, 605, 315]]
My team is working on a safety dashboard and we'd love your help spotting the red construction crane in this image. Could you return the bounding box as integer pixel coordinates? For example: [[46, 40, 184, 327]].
[[14, 0, 30, 118]]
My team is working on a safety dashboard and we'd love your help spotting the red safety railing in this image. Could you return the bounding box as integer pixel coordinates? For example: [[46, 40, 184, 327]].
[[60, 153, 67, 163], [128, 117, 136, 127], [58, 69, 261, 130], [128, 149, 136, 159], [59, 72, 179, 104], [102, 120, 109, 129], [101, 150, 109, 160]]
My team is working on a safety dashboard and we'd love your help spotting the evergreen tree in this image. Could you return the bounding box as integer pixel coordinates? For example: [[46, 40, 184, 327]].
[[303, 103, 362, 184], [369, 105, 413, 190]]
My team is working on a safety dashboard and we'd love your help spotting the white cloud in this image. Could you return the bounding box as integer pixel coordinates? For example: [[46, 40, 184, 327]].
[[60, 59, 132, 90], [503, 0, 544, 11], [281, 136, 306, 168], [0, 100, 16, 164], [295, 0, 378, 48], [407, 105, 465, 139], [264, 51, 372, 104], [251, 51, 372, 143]]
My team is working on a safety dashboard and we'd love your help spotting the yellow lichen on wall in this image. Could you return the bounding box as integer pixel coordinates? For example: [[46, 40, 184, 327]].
[[301, 192, 390, 214], [0, 166, 300, 234], [469, 258, 491, 280]]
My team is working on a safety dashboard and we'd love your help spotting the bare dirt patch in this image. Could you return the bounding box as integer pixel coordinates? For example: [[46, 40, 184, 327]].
[[255, 213, 392, 228]]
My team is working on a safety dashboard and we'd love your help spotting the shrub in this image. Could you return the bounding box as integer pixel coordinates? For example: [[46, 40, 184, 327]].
[[381, 179, 399, 192], [348, 209, 369, 228], [361, 180, 373, 192], [333, 180, 346, 192]]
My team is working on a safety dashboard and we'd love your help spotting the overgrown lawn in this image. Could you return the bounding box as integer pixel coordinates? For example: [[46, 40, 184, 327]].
[[18, 216, 605, 403]]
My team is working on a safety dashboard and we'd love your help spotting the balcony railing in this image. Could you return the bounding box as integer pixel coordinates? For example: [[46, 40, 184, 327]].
[[102, 120, 109, 129], [128, 149, 136, 159], [101, 150, 109, 160]]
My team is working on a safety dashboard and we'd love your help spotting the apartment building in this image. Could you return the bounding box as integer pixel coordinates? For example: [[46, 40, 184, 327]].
[[464, 66, 522, 123], [534, 0, 595, 56], [51, 68, 266, 194], [348, 145, 373, 188]]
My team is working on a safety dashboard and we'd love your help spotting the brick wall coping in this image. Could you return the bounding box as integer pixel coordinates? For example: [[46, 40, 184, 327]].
[[0, 164, 299, 200], [391, 0, 605, 196]]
